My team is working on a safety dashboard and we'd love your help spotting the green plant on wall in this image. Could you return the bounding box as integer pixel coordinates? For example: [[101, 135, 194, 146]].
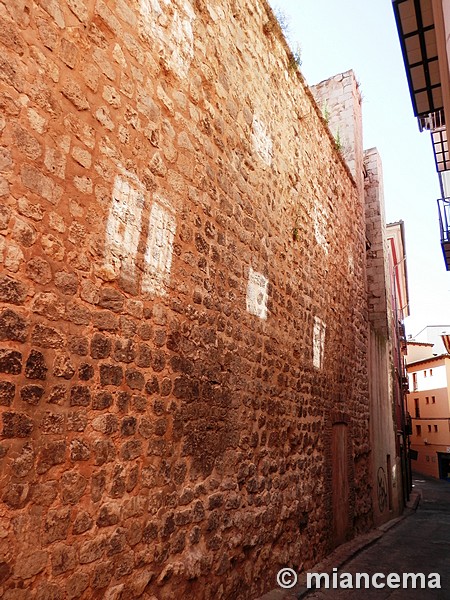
[[322, 101, 330, 124], [288, 43, 302, 72], [274, 7, 290, 35], [334, 128, 343, 152]]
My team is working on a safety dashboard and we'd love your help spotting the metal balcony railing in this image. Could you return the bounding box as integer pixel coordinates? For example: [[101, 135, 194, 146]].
[[438, 197, 450, 270]]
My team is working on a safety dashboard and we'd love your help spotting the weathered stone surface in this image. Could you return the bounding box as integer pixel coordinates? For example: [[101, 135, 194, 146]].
[[31, 324, 65, 348], [20, 384, 45, 405], [52, 354, 75, 379], [3, 482, 30, 508], [0, 308, 28, 341], [55, 270, 78, 294], [125, 368, 145, 390], [26, 256, 52, 284], [35, 583, 64, 600], [70, 385, 91, 406], [96, 503, 120, 528], [25, 349, 48, 380], [73, 511, 93, 535], [60, 470, 88, 504], [0, 561, 11, 584], [99, 364, 123, 386], [32, 291, 65, 321], [51, 543, 76, 575], [30, 481, 58, 506], [91, 414, 117, 436], [93, 440, 116, 466], [0, 274, 27, 304], [0, 381, 15, 406], [2, 412, 33, 438], [113, 338, 136, 363], [43, 508, 71, 545], [47, 385, 67, 405], [97, 287, 124, 311], [68, 335, 88, 356], [78, 362, 94, 380], [92, 310, 118, 331], [13, 550, 48, 579], [120, 416, 136, 436], [0, 348, 22, 374], [92, 390, 113, 410], [79, 537, 105, 564], [90, 332, 111, 359], [37, 441, 66, 474], [121, 440, 142, 461], [69, 438, 90, 461], [40, 412, 65, 434], [66, 571, 89, 599]]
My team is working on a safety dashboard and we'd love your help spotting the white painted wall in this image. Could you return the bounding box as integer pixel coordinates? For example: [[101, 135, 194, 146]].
[[408, 363, 448, 391]]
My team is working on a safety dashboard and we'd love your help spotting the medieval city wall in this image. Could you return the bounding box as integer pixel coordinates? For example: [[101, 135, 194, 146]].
[[0, 1, 370, 598]]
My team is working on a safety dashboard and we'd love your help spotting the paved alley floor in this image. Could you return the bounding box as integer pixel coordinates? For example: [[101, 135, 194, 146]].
[[304, 474, 450, 599]]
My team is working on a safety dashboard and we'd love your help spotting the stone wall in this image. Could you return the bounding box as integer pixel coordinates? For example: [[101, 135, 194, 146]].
[[311, 70, 364, 197], [364, 148, 403, 524], [0, 1, 370, 598]]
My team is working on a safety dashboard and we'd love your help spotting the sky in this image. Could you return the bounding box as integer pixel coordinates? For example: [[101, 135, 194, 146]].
[[268, 0, 450, 337]]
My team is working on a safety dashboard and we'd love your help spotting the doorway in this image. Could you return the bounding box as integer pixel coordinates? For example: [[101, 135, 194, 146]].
[[437, 453, 450, 480]]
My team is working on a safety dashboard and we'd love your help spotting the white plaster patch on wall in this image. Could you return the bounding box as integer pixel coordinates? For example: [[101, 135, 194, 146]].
[[251, 116, 273, 166], [348, 252, 355, 275], [313, 204, 329, 255], [139, 0, 195, 79], [105, 174, 145, 280], [313, 316, 326, 369], [141, 196, 176, 297], [246, 267, 269, 320]]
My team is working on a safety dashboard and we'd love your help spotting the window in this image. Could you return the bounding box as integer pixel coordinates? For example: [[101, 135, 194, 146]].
[[426, 397, 429, 404], [424, 370, 427, 377], [426, 455, 430, 462], [434, 425, 438, 432], [428, 425, 432, 432], [414, 398, 420, 418], [413, 372, 418, 391], [432, 396, 436, 404], [416, 425, 422, 436], [430, 369, 433, 376]]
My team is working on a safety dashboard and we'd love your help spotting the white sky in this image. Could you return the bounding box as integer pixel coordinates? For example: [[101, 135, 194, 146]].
[[268, 0, 450, 336]]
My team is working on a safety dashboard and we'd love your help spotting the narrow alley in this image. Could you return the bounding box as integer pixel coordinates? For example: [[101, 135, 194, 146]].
[[278, 475, 450, 599]]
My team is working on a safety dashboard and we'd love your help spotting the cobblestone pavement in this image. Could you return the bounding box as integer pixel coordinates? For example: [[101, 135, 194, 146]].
[[305, 475, 450, 599]]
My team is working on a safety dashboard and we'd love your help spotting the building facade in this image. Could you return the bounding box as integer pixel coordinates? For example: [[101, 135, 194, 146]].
[[0, 1, 408, 598], [392, 0, 450, 269], [407, 339, 450, 479]]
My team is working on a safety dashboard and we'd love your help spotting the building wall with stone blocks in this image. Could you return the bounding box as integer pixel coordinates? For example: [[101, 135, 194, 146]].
[[0, 1, 371, 598], [364, 148, 403, 525], [311, 71, 364, 196]]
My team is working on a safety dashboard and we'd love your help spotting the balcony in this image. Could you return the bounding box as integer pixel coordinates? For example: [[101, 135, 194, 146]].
[[438, 197, 450, 270]]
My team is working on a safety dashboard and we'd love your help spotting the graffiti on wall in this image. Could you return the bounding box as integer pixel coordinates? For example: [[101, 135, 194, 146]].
[[377, 467, 388, 513]]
